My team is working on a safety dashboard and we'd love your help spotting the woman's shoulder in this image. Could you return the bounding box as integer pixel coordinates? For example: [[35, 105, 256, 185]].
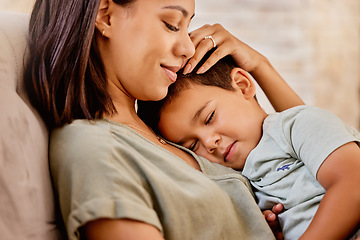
[[49, 118, 172, 169], [49, 119, 113, 167], [51, 119, 113, 149], [49, 119, 142, 166], [50, 118, 139, 145]]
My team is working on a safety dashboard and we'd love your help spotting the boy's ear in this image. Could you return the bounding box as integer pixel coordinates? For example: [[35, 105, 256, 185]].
[[230, 67, 256, 100], [95, 0, 111, 37]]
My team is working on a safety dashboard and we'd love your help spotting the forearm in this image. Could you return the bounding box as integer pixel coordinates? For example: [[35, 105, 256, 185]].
[[250, 56, 304, 112], [300, 142, 360, 239], [84, 219, 165, 240], [299, 180, 360, 240]]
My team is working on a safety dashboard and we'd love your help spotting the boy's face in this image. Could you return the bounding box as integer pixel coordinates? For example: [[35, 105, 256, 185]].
[[158, 80, 267, 170]]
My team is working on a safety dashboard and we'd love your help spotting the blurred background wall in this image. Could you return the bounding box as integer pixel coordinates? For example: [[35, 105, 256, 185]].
[[0, 0, 34, 12], [191, 0, 360, 129], [1, 0, 359, 129]]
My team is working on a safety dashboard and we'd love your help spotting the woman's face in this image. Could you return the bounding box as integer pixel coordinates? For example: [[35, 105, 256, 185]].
[[104, 0, 195, 101]]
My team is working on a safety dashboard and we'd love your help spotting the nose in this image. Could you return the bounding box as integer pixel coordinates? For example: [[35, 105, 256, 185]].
[[174, 31, 195, 59], [202, 133, 220, 154]]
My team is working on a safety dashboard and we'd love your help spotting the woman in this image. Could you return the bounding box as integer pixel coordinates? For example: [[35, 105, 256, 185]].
[[25, 0, 303, 239]]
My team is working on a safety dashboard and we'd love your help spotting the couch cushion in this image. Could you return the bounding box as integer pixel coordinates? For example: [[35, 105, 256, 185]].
[[0, 11, 63, 240]]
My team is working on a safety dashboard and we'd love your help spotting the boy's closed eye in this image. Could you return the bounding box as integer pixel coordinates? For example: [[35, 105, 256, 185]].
[[186, 110, 216, 152], [188, 140, 199, 152], [205, 111, 215, 125]]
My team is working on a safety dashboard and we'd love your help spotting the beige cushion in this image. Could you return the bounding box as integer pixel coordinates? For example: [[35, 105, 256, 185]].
[[0, 11, 63, 239]]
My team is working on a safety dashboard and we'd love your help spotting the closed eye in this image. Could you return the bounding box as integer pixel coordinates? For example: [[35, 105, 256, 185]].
[[205, 111, 215, 125], [189, 140, 199, 152], [164, 22, 180, 32]]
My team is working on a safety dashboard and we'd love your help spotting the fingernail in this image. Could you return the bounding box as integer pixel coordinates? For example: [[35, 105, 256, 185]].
[[183, 63, 192, 75], [197, 66, 205, 74]]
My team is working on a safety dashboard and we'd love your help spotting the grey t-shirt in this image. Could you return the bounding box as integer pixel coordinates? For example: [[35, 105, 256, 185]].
[[242, 105, 360, 239], [50, 119, 275, 240]]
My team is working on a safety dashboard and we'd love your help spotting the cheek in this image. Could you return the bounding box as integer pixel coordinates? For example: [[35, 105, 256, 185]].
[[195, 148, 208, 158], [196, 148, 221, 165], [129, 23, 170, 59], [159, 111, 189, 142], [158, 118, 175, 141], [112, 25, 158, 65]]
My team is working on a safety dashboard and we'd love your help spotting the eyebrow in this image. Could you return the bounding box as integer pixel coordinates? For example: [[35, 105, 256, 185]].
[[193, 101, 211, 123], [176, 101, 210, 145], [162, 5, 195, 19]]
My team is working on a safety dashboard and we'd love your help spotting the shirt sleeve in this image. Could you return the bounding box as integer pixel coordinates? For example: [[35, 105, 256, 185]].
[[282, 106, 360, 177], [50, 122, 162, 240]]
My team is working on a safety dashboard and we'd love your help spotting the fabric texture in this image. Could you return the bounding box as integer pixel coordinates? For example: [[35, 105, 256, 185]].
[[242, 105, 360, 240], [350, 228, 360, 240], [0, 12, 63, 240], [50, 119, 275, 240]]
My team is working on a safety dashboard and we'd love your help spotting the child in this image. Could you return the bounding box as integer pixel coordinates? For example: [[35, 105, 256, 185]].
[[138, 55, 360, 240]]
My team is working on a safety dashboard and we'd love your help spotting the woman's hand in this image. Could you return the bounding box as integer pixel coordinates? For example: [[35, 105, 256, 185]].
[[184, 23, 265, 75], [263, 203, 284, 240], [185, 23, 304, 112]]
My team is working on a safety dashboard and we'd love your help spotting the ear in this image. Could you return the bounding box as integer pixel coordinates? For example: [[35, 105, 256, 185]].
[[95, 0, 111, 37], [230, 67, 256, 100]]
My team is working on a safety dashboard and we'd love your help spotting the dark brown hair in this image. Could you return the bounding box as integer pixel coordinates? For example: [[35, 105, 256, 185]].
[[25, 0, 134, 129], [138, 50, 237, 134]]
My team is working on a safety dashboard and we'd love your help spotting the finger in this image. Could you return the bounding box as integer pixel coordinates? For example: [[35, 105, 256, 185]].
[[196, 46, 230, 74], [196, 34, 238, 74], [272, 203, 284, 214], [275, 232, 284, 240], [188, 24, 214, 48], [183, 35, 218, 74], [190, 23, 225, 46], [184, 24, 227, 74], [263, 210, 276, 222], [186, 26, 236, 74], [186, 30, 231, 74]]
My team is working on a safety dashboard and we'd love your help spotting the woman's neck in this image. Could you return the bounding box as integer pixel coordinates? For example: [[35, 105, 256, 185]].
[[104, 77, 144, 125], [104, 99, 144, 126]]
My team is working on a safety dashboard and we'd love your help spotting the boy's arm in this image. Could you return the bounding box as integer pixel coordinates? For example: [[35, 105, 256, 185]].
[[185, 23, 304, 112], [299, 141, 360, 240]]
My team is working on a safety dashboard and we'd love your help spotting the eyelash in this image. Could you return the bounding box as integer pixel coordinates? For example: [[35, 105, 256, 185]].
[[206, 111, 215, 125], [189, 140, 198, 152], [189, 111, 215, 151], [164, 22, 180, 32]]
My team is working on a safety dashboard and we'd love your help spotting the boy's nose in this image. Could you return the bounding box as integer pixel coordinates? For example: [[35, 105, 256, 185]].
[[203, 134, 220, 154]]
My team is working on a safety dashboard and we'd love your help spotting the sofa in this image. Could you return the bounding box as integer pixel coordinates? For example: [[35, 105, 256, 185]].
[[0, 11, 64, 239]]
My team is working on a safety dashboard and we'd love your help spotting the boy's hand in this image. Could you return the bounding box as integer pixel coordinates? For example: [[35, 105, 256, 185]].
[[263, 203, 284, 240]]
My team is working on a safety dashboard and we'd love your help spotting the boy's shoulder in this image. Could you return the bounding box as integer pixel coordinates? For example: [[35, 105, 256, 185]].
[[271, 104, 327, 118], [265, 105, 336, 128]]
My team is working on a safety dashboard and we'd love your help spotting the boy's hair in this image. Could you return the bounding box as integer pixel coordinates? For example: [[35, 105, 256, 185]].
[[138, 50, 238, 134]]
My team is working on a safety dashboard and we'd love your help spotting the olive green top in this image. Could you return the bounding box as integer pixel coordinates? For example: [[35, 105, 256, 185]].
[[50, 119, 275, 240]]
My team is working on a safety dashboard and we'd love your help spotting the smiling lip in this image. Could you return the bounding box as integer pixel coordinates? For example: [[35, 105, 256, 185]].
[[224, 141, 237, 162], [162, 65, 181, 83]]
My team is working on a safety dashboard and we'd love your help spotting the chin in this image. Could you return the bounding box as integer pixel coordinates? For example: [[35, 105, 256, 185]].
[[142, 88, 168, 102]]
